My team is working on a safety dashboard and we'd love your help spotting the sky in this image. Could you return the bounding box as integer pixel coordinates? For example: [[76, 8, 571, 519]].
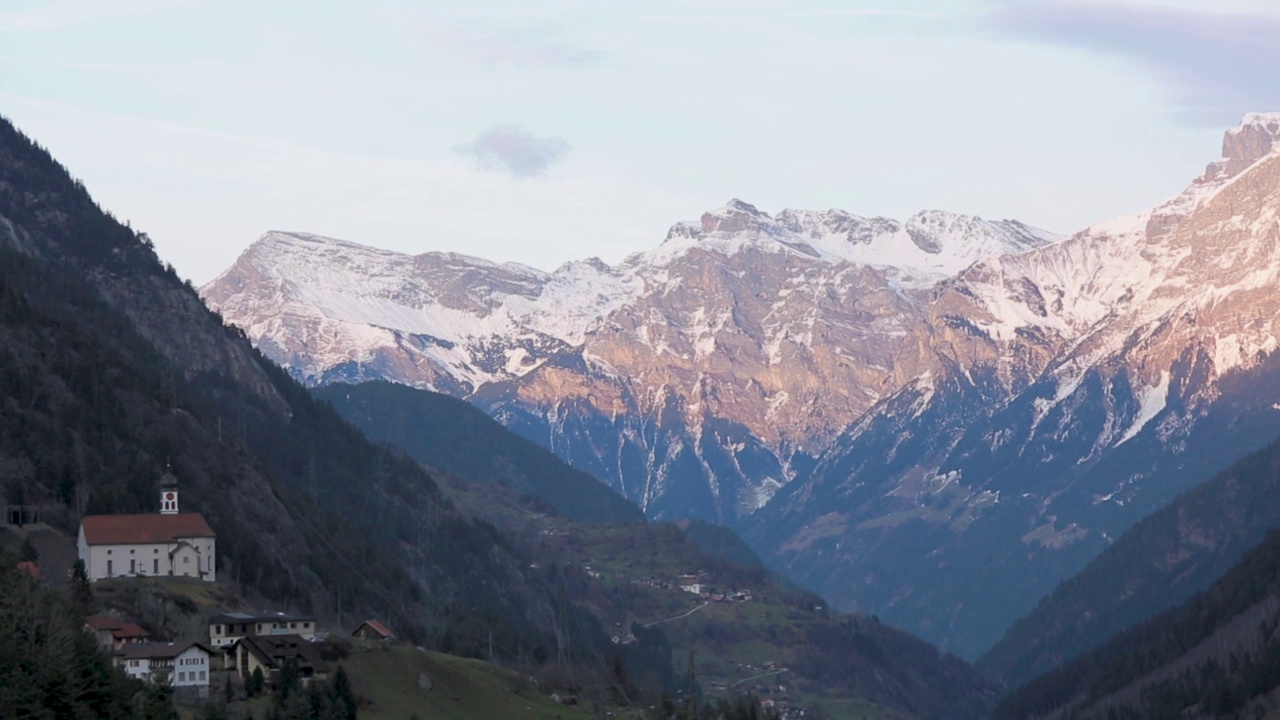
[[2, 0, 1278, 284]]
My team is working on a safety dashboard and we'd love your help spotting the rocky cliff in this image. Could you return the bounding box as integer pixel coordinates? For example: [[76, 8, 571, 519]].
[[202, 201, 1056, 521]]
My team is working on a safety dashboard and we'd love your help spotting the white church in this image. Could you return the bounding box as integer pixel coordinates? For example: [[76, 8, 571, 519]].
[[77, 470, 216, 582]]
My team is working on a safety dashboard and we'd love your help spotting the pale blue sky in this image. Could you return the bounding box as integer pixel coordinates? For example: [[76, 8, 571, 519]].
[[1, 0, 1277, 283]]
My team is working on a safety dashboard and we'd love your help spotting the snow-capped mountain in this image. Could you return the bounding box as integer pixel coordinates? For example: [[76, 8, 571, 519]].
[[202, 201, 1057, 521], [746, 112, 1280, 658]]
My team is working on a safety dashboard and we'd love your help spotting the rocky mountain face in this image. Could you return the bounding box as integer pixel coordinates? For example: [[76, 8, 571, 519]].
[[204, 113, 1280, 661], [746, 112, 1280, 658], [202, 202, 1056, 522]]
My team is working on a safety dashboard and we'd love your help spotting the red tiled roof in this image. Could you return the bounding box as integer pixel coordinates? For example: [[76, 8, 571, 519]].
[[357, 619, 393, 638], [80, 513, 214, 544], [17, 561, 41, 580], [85, 615, 123, 631], [112, 623, 151, 640]]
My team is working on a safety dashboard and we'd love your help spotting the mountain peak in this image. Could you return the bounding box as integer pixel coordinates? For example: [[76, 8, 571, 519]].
[[1200, 111, 1280, 183], [701, 199, 770, 234]]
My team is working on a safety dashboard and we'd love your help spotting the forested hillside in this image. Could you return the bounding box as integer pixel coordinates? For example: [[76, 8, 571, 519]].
[[314, 381, 643, 524], [981, 428, 1280, 689], [995, 528, 1280, 720], [402, 441, 1001, 719], [0, 115, 663, 688]]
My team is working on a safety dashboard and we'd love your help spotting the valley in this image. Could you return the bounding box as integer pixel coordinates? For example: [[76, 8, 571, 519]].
[[205, 113, 1280, 660], [5, 57, 1280, 720]]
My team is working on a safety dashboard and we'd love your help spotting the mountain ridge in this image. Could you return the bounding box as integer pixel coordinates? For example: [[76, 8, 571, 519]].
[[202, 201, 1058, 521], [204, 112, 1280, 660], [745, 111, 1280, 657]]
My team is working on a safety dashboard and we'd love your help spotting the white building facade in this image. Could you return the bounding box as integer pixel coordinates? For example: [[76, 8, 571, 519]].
[[77, 475, 216, 582], [120, 642, 212, 688]]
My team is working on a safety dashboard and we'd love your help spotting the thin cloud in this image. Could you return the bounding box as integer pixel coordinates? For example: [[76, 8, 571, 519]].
[[454, 125, 571, 179], [419, 23, 604, 69], [987, 1, 1280, 125]]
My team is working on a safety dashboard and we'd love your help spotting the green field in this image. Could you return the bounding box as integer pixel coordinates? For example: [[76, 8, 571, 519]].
[[339, 644, 598, 720]]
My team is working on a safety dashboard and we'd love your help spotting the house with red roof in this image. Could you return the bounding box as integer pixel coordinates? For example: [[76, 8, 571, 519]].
[[76, 470, 216, 582], [352, 619, 394, 641], [84, 614, 153, 652]]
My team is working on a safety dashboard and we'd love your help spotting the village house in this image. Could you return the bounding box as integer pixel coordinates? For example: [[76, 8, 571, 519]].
[[230, 634, 330, 687], [84, 615, 151, 652], [351, 619, 394, 642], [119, 641, 214, 693], [209, 611, 317, 648], [77, 471, 216, 582]]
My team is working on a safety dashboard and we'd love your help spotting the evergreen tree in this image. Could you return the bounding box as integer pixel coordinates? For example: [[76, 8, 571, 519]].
[[0, 551, 138, 718], [332, 666, 357, 720], [141, 679, 180, 720]]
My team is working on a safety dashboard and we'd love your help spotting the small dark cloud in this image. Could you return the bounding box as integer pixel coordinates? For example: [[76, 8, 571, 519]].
[[454, 125, 571, 179], [987, 1, 1280, 126]]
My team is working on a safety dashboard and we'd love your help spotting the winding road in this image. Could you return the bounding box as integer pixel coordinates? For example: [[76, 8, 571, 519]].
[[642, 601, 710, 628]]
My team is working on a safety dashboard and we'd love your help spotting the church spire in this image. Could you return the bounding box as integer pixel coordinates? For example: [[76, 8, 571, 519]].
[[160, 464, 179, 515]]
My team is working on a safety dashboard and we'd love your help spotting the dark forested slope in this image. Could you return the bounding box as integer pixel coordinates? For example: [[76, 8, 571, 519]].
[[995, 527, 1280, 720], [314, 381, 643, 524], [981, 429, 1280, 689], [0, 114, 648, 677]]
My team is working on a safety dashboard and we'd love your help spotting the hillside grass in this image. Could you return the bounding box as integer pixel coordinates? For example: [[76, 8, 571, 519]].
[[339, 644, 597, 720]]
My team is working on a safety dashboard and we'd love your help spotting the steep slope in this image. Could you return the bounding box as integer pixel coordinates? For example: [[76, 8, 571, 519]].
[[0, 114, 658, 680], [994, 527, 1280, 720], [430, 451, 999, 720], [981, 430, 1280, 689], [746, 113, 1280, 659], [202, 202, 1057, 522], [313, 381, 644, 524]]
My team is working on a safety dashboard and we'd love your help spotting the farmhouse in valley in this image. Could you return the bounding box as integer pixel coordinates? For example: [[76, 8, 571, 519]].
[[77, 470, 216, 582]]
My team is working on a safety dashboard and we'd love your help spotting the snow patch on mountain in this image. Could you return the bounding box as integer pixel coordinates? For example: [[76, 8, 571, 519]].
[[643, 199, 1061, 282], [1116, 372, 1171, 447]]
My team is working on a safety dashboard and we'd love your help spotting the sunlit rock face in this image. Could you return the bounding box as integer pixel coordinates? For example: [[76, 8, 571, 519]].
[[205, 114, 1280, 659], [747, 113, 1280, 658], [202, 200, 1056, 523]]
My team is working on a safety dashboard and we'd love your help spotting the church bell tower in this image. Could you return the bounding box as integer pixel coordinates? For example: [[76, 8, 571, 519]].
[[160, 467, 179, 515]]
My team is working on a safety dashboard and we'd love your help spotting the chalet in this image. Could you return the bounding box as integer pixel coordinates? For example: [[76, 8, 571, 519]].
[[84, 615, 152, 652], [209, 611, 317, 648], [119, 641, 213, 691], [77, 470, 216, 582], [230, 634, 329, 687], [351, 619, 394, 641]]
